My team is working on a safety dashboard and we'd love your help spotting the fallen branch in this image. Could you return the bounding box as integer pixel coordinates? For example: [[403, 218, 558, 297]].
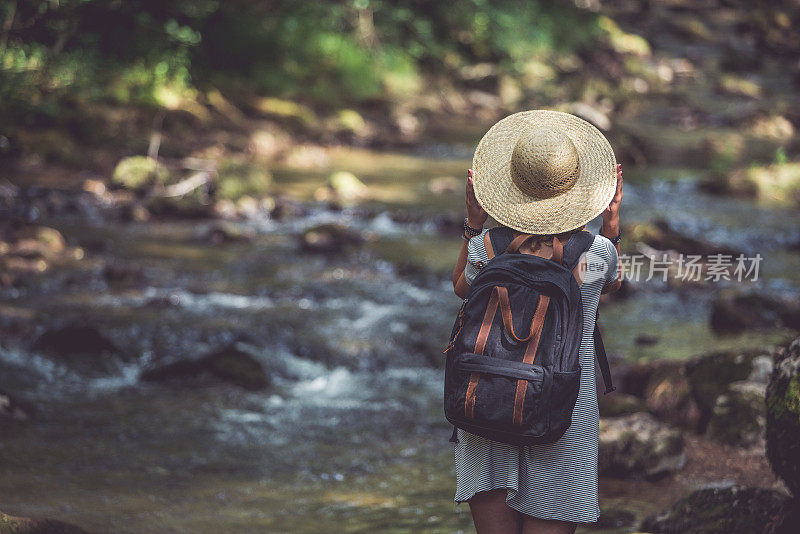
[[159, 171, 212, 198]]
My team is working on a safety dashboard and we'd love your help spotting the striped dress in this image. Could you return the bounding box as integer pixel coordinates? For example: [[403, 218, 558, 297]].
[[454, 229, 619, 523]]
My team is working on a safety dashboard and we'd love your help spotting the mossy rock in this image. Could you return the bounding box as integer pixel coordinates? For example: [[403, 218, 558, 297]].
[[622, 219, 742, 257], [144, 195, 213, 219], [598, 412, 685, 479], [766, 336, 800, 497], [112, 156, 171, 191], [32, 324, 121, 360], [704, 163, 800, 205], [640, 484, 792, 534], [0, 510, 89, 533], [327, 171, 368, 203], [643, 361, 702, 432], [140, 344, 269, 391], [598, 392, 647, 417], [711, 292, 800, 334], [707, 380, 766, 448], [299, 223, 365, 254], [686, 348, 764, 431], [215, 160, 273, 201], [203, 346, 269, 391]]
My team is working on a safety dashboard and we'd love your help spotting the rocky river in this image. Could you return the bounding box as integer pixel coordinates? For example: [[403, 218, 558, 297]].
[[1, 143, 799, 533]]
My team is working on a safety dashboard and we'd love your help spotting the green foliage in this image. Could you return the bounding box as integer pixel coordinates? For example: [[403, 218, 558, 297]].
[[216, 159, 273, 200], [1, 0, 601, 141], [112, 156, 171, 191]]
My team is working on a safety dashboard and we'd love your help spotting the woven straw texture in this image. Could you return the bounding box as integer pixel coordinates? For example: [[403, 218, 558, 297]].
[[472, 110, 617, 234]]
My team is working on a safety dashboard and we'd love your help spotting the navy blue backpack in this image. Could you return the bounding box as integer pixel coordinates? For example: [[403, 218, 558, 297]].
[[443, 226, 615, 446]]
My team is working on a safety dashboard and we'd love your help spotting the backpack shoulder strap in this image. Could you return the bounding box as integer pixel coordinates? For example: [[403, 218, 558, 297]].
[[562, 230, 595, 271], [594, 309, 616, 394], [485, 226, 516, 260]]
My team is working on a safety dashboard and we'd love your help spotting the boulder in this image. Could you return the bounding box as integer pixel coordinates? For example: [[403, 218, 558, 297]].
[[0, 510, 89, 533], [32, 324, 121, 360], [140, 344, 269, 391], [144, 195, 213, 219], [711, 292, 800, 334], [610, 359, 701, 431], [0, 390, 35, 423], [686, 348, 767, 431], [703, 163, 800, 205], [623, 219, 742, 257], [598, 412, 686, 479], [598, 392, 647, 418], [326, 171, 368, 203], [195, 221, 256, 245], [707, 380, 766, 448], [640, 484, 794, 534], [590, 507, 636, 530], [642, 360, 702, 431], [299, 224, 365, 254], [766, 336, 800, 497]]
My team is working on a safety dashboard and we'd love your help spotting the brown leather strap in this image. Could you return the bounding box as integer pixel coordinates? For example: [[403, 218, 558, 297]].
[[495, 286, 536, 342], [512, 294, 550, 425], [484, 231, 495, 260], [506, 233, 532, 254], [465, 286, 501, 418], [475, 289, 500, 355], [572, 255, 585, 286]]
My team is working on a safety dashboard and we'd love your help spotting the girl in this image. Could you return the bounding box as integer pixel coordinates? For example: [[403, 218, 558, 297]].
[[450, 111, 623, 534]]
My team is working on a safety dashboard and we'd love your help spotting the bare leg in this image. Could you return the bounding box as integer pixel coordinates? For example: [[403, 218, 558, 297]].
[[468, 488, 522, 534], [521, 514, 577, 534]]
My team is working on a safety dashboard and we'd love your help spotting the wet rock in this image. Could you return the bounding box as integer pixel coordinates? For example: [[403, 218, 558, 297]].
[[766, 336, 800, 498], [32, 324, 121, 360], [707, 380, 766, 448], [703, 163, 800, 205], [119, 202, 150, 222], [102, 263, 145, 286], [0, 510, 89, 533], [140, 344, 269, 391], [323, 171, 368, 204], [144, 195, 213, 219], [711, 292, 800, 334], [640, 484, 793, 534], [635, 333, 660, 346], [299, 224, 365, 254], [0, 390, 35, 422], [642, 361, 702, 431], [624, 219, 742, 257], [598, 412, 686, 479], [195, 221, 256, 245], [598, 392, 647, 417], [268, 195, 305, 221], [686, 348, 768, 431], [589, 507, 636, 530], [612, 359, 701, 431], [112, 156, 170, 191]]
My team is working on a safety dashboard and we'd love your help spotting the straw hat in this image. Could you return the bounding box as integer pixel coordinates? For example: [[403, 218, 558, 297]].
[[472, 110, 617, 235]]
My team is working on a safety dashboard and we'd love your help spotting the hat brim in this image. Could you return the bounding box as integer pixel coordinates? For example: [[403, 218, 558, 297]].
[[472, 110, 617, 235]]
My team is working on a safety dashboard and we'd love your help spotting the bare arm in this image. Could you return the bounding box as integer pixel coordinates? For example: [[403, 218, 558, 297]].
[[452, 170, 487, 298], [601, 163, 623, 294]]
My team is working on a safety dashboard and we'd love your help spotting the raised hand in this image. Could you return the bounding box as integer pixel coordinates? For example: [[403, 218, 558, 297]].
[[602, 163, 623, 224], [465, 169, 488, 228]]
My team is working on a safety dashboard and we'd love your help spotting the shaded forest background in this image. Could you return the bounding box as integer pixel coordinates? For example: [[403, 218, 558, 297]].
[[3, 0, 798, 178]]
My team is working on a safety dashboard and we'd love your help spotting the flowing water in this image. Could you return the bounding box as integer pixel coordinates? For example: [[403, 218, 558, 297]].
[[1, 144, 799, 532]]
